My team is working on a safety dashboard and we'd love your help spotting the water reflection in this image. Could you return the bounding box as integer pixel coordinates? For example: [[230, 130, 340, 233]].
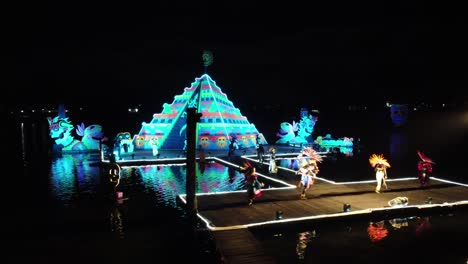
[[415, 216, 431, 235], [253, 211, 468, 263], [367, 220, 389, 242], [109, 202, 125, 239], [388, 217, 410, 229], [296, 230, 315, 260], [132, 161, 246, 206], [49, 154, 250, 207], [50, 153, 101, 202]]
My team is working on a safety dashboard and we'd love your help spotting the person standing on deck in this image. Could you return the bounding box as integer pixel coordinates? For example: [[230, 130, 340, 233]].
[[268, 147, 278, 175], [240, 160, 263, 206], [228, 137, 238, 159], [296, 163, 316, 200], [295, 147, 322, 199], [255, 134, 265, 163], [417, 150, 435, 187], [256, 143, 265, 163], [369, 154, 391, 193], [151, 138, 159, 157]]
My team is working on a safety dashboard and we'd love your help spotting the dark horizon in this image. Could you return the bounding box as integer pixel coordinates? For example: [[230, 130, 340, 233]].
[[6, 1, 467, 107]]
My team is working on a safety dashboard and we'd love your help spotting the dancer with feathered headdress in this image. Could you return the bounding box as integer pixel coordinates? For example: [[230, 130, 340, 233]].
[[296, 147, 322, 199], [369, 154, 391, 193], [417, 150, 435, 187]]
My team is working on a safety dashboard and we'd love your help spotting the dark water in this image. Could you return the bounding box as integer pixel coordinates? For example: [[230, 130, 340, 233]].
[[5, 108, 468, 263], [252, 211, 468, 264]]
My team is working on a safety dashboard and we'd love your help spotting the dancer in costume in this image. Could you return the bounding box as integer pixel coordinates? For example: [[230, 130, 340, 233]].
[[240, 160, 264, 206], [417, 150, 435, 187], [268, 147, 278, 175], [296, 147, 322, 199], [228, 137, 238, 159], [369, 154, 391, 193], [151, 138, 159, 157]]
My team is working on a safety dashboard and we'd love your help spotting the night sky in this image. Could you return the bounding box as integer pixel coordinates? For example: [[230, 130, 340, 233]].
[[7, 1, 467, 110]]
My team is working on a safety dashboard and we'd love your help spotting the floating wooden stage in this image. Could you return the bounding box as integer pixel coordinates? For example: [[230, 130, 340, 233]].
[[112, 147, 468, 264], [177, 157, 468, 264]]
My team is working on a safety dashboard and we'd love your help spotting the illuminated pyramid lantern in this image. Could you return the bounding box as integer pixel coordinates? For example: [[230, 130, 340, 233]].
[[133, 74, 267, 151]]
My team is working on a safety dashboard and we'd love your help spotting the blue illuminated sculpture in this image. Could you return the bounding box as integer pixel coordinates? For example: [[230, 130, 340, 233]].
[[48, 116, 107, 152], [276, 108, 318, 144], [276, 121, 298, 144], [275, 108, 354, 154], [390, 104, 408, 126]]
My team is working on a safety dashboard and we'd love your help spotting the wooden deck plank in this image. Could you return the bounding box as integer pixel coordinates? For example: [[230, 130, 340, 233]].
[[118, 146, 467, 264], [192, 177, 468, 229], [176, 156, 468, 264], [197, 177, 468, 264]]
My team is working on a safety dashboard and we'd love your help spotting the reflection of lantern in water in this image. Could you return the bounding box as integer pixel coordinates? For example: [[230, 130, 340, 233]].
[[50, 155, 79, 202], [296, 230, 315, 260], [367, 221, 388, 242], [388, 218, 409, 229], [390, 104, 408, 126], [415, 216, 431, 236]]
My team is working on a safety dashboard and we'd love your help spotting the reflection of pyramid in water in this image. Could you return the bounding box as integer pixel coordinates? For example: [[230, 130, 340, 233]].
[[133, 74, 267, 151]]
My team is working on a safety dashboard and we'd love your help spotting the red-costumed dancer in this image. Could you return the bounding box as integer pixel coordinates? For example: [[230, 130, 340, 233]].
[[240, 160, 264, 206], [417, 150, 435, 187]]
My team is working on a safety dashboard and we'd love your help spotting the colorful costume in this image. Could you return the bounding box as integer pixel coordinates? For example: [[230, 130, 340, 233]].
[[369, 154, 390, 193], [151, 138, 159, 157], [296, 147, 322, 199], [240, 161, 263, 206], [417, 150, 435, 187], [268, 147, 278, 174]]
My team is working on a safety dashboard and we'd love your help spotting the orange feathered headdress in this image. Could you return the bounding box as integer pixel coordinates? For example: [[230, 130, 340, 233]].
[[369, 154, 391, 168]]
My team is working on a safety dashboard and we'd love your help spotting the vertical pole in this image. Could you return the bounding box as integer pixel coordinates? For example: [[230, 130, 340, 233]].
[[186, 108, 198, 217]]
